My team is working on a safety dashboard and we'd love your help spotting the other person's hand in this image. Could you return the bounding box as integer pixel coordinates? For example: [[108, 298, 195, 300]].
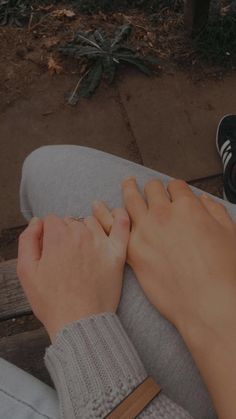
[[17, 211, 130, 340], [93, 178, 236, 419], [93, 178, 236, 337]]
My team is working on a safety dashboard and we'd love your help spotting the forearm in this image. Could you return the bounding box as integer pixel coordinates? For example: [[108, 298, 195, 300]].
[[180, 310, 236, 419], [45, 313, 193, 419]]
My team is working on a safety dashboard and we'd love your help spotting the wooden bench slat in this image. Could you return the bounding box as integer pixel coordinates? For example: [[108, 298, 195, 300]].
[[0, 327, 52, 386], [0, 259, 31, 320]]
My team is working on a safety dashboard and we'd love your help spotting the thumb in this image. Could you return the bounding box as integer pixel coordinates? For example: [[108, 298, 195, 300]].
[[109, 208, 130, 257], [17, 217, 43, 282]]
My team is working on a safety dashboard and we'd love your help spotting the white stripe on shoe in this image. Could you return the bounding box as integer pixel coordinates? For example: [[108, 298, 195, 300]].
[[224, 152, 232, 170], [220, 139, 231, 157], [216, 114, 236, 154], [222, 147, 231, 165]]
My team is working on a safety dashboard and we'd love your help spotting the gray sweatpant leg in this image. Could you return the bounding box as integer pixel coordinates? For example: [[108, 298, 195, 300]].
[[0, 357, 58, 419], [19, 145, 234, 419]]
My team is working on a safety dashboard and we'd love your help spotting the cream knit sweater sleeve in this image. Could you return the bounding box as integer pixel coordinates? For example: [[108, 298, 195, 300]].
[[45, 313, 193, 419]]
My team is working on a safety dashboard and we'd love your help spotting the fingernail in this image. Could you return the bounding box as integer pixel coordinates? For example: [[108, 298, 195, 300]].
[[30, 216, 39, 224], [93, 200, 101, 207], [123, 176, 136, 183], [201, 194, 209, 200]]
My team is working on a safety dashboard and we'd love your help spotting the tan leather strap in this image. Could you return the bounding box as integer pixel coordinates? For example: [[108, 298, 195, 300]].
[[106, 377, 161, 419]]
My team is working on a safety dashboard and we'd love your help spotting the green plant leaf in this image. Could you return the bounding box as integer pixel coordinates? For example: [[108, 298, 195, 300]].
[[144, 55, 160, 65], [79, 60, 103, 98], [111, 23, 132, 49], [0, 0, 30, 26], [116, 54, 152, 75], [75, 31, 102, 50], [113, 46, 137, 54], [103, 55, 117, 83], [60, 22, 158, 104], [94, 29, 107, 46], [74, 46, 104, 58]]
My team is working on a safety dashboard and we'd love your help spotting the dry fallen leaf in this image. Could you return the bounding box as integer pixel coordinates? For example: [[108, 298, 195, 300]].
[[48, 56, 63, 75], [37, 5, 54, 12], [52, 9, 75, 18], [43, 36, 60, 49]]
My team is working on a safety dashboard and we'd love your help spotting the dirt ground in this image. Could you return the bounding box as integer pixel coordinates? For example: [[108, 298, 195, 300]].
[[0, 5, 235, 261]]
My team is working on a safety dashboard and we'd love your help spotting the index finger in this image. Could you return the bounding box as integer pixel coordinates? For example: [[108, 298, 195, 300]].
[[167, 179, 196, 202], [17, 217, 43, 281], [122, 177, 147, 224]]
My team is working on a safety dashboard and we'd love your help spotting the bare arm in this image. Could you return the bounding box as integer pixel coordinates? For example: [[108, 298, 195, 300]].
[[182, 303, 236, 419]]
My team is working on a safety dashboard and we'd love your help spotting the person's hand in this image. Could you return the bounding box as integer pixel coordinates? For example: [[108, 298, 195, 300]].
[[93, 178, 236, 419], [93, 178, 236, 336], [17, 211, 130, 340]]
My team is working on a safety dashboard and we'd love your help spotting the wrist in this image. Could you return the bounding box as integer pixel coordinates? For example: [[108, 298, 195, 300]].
[[177, 303, 236, 355], [178, 305, 236, 419], [44, 307, 116, 342], [175, 280, 236, 347]]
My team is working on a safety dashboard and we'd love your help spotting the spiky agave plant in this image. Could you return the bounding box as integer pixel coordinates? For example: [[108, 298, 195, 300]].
[[60, 23, 159, 105], [0, 0, 30, 26]]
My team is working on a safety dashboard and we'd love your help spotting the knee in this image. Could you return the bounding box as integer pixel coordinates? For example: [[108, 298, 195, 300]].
[[22, 146, 54, 175], [23, 145, 61, 170], [22, 144, 101, 179], [22, 145, 78, 176]]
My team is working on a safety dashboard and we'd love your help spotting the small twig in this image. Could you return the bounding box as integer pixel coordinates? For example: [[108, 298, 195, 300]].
[[27, 11, 33, 31], [28, 13, 48, 32], [68, 69, 90, 105], [124, 17, 147, 32], [134, 24, 148, 31]]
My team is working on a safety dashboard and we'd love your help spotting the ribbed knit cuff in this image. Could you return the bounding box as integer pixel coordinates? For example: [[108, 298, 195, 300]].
[[45, 313, 147, 419], [139, 394, 193, 418]]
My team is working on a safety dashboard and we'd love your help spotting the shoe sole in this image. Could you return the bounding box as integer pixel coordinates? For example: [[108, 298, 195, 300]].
[[215, 114, 236, 202]]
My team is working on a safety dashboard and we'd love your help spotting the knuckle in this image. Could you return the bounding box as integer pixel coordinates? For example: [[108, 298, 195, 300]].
[[114, 208, 128, 219], [45, 214, 65, 235], [123, 181, 136, 195], [84, 216, 96, 230], [145, 179, 159, 190], [124, 186, 134, 197], [113, 250, 124, 265], [87, 215, 95, 222], [153, 204, 170, 221], [92, 201, 103, 213], [123, 176, 136, 186], [177, 195, 196, 211], [81, 219, 92, 235], [168, 179, 188, 189], [44, 213, 58, 223], [119, 214, 130, 227]]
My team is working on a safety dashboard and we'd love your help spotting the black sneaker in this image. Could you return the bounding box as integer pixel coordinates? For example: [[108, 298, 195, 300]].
[[216, 114, 236, 203]]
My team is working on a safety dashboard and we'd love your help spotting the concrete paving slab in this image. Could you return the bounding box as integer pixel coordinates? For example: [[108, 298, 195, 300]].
[[119, 71, 236, 180], [0, 74, 140, 231]]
